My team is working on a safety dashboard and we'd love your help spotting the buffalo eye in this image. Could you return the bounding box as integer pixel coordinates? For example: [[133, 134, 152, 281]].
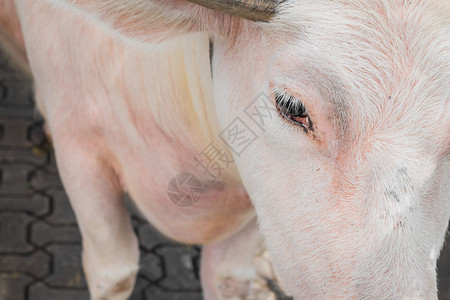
[[275, 91, 313, 131]]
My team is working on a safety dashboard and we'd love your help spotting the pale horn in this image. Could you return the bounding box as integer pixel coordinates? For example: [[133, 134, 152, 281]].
[[186, 0, 284, 22]]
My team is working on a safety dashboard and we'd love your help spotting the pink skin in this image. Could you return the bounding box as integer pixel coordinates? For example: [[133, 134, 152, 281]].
[[5, 0, 450, 299]]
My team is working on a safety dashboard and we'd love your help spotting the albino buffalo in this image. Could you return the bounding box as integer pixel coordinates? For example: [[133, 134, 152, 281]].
[[1, 0, 449, 299]]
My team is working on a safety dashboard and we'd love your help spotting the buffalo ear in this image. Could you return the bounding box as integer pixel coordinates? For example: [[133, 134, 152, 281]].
[[186, 0, 285, 22]]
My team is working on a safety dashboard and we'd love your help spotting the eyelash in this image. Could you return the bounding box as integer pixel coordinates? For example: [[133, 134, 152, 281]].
[[274, 90, 313, 132]]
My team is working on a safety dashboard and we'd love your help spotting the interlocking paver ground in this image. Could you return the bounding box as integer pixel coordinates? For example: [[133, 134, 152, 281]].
[[0, 45, 448, 300]]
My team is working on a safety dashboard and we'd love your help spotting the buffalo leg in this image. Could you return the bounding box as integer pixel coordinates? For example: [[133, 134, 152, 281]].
[[201, 218, 283, 300], [53, 144, 139, 300]]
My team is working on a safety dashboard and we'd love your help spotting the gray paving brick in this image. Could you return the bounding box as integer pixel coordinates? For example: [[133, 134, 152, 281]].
[[138, 224, 176, 250], [0, 251, 50, 277], [0, 194, 49, 216], [0, 273, 34, 300], [0, 105, 35, 118], [0, 47, 10, 66], [43, 151, 58, 173], [140, 253, 163, 282], [31, 221, 81, 246], [144, 286, 202, 300], [28, 122, 47, 147], [156, 247, 201, 291], [0, 79, 33, 108], [0, 118, 33, 148], [44, 244, 86, 289], [0, 65, 28, 79], [29, 167, 62, 191], [438, 238, 450, 278], [439, 277, 450, 300], [45, 190, 77, 225], [29, 282, 89, 300], [438, 238, 450, 300], [0, 148, 47, 165], [0, 163, 35, 194], [0, 212, 34, 253]]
